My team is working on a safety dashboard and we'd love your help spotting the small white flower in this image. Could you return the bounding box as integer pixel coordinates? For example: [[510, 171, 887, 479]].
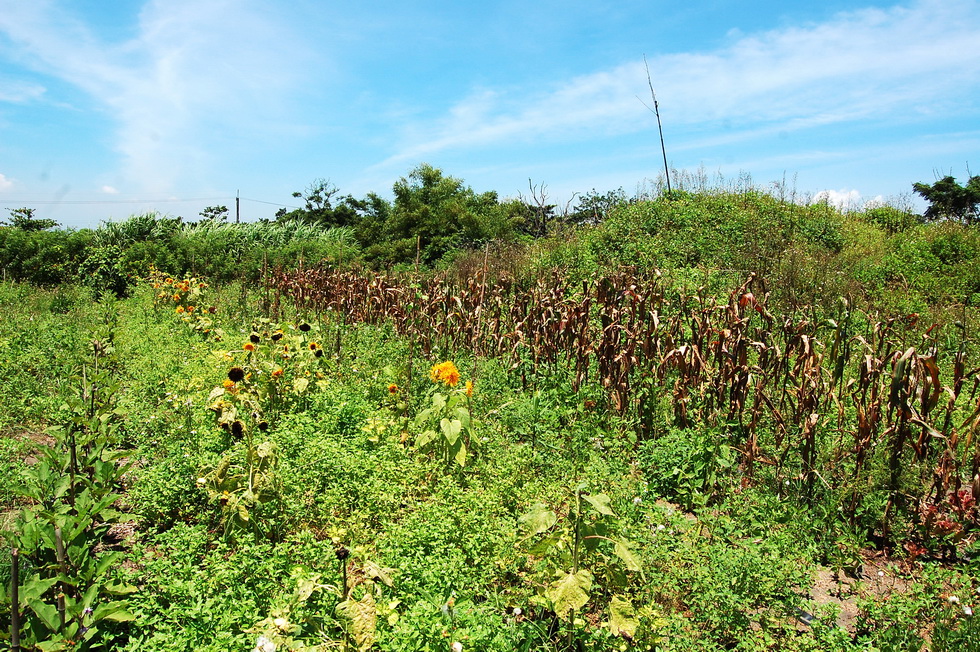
[[273, 617, 289, 630], [877, 571, 884, 577], [253, 635, 276, 652], [949, 595, 961, 604], [451, 642, 463, 652], [633, 496, 642, 505], [964, 606, 973, 617], [657, 524, 666, 531], [513, 607, 522, 616]]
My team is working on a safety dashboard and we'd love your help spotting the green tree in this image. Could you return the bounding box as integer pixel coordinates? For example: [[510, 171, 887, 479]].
[[2, 207, 59, 231], [199, 205, 229, 222], [912, 175, 980, 224], [567, 188, 631, 226], [277, 179, 363, 228], [349, 192, 393, 248], [373, 163, 514, 265]]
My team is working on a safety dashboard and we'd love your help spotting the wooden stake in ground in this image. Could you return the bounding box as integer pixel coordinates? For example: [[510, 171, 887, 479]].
[[11, 548, 20, 652]]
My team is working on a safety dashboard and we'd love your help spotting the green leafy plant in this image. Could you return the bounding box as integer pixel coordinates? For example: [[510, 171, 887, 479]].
[[413, 361, 476, 467], [2, 334, 136, 650], [200, 319, 334, 541], [518, 486, 643, 646], [247, 546, 396, 652]]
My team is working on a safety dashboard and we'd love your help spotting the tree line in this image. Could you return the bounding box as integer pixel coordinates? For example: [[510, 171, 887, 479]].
[[1, 164, 978, 301]]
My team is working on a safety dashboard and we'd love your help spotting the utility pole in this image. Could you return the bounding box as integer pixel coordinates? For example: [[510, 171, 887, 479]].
[[236, 191, 240, 224]]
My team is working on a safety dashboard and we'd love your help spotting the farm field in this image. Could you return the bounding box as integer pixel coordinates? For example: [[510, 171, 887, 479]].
[[1, 188, 980, 651]]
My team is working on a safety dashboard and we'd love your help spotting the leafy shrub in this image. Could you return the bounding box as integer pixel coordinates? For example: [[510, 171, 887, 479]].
[[637, 427, 735, 509], [863, 206, 920, 234]]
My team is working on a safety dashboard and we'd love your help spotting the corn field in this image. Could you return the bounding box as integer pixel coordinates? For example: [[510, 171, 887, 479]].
[[269, 264, 980, 542]]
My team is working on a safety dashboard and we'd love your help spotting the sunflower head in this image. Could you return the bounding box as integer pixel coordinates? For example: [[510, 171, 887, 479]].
[[429, 361, 461, 387], [228, 367, 246, 383]]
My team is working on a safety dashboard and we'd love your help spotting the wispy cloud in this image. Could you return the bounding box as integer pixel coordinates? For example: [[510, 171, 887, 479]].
[[0, 173, 13, 191], [379, 0, 980, 167], [0, 77, 45, 103], [0, 0, 312, 193]]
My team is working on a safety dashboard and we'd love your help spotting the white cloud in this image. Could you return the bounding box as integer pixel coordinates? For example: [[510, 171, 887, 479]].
[[0, 173, 12, 190], [380, 0, 980, 166], [0, 0, 313, 193], [101, 185, 119, 194], [811, 189, 888, 211], [812, 188, 863, 210]]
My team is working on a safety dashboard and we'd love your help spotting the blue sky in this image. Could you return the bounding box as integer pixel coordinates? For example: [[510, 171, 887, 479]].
[[0, 0, 978, 228]]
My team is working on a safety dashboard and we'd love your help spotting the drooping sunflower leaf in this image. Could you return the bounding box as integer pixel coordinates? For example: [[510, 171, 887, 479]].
[[608, 595, 638, 638], [546, 569, 592, 617], [519, 503, 557, 537], [336, 592, 377, 652], [582, 492, 615, 516]]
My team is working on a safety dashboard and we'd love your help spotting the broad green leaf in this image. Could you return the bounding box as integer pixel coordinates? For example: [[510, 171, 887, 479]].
[[454, 441, 467, 467], [363, 561, 395, 587], [416, 429, 436, 448], [519, 503, 557, 537], [527, 530, 563, 556], [95, 551, 124, 578], [19, 576, 59, 603], [208, 386, 225, 402], [92, 601, 137, 623], [80, 582, 100, 611], [293, 377, 310, 394], [31, 599, 62, 632], [613, 538, 643, 573], [608, 595, 638, 638], [546, 570, 592, 617], [103, 582, 138, 596], [337, 592, 377, 652], [37, 641, 68, 652], [296, 576, 321, 602], [440, 418, 462, 445], [455, 407, 470, 429], [582, 493, 615, 516]]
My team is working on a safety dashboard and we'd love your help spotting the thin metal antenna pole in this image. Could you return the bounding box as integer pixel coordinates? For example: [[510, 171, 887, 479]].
[[644, 55, 671, 194]]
